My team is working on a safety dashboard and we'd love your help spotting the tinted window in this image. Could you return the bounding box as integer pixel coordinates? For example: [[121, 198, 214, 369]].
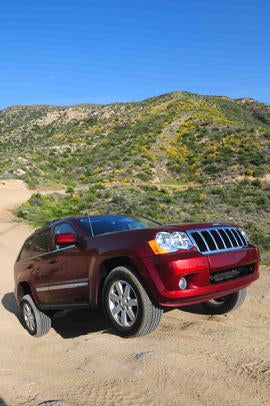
[[18, 237, 33, 261], [54, 223, 77, 235], [32, 230, 50, 257], [78, 215, 149, 236]]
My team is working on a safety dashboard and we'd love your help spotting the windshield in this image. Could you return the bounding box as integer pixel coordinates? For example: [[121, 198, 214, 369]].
[[78, 215, 158, 236]]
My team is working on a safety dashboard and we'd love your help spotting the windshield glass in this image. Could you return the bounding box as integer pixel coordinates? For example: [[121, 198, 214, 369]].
[[78, 215, 158, 236]]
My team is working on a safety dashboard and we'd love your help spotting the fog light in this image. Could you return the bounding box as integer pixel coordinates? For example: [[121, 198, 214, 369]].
[[179, 277, 187, 290]]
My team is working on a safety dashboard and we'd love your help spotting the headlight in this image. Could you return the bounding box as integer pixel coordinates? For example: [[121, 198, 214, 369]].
[[149, 231, 194, 254]]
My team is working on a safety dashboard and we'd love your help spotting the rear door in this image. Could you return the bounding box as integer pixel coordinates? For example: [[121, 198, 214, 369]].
[[28, 229, 53, 304]]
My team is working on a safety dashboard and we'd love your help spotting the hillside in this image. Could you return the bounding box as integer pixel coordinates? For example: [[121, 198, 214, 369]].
[[0, 91, 269, 258]]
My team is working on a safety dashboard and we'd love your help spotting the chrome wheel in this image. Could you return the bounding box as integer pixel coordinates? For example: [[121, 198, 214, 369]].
[[108, 280, 138, 328], [22, 302, 36, 332]]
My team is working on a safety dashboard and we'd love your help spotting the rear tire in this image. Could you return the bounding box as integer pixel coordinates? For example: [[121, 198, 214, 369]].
[[103, 266, 163, 337], [21, 294, 51, 337], [201, 288, 247, 314]]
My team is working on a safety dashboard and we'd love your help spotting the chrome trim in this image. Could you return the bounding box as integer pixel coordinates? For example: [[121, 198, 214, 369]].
[[49, 245, 77, 254], [17, 244, 77, 263], [36, 281, 88, 292], [187, 226, 248, 255]]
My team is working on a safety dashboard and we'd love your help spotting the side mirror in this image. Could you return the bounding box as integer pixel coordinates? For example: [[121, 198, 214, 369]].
[[54, 232, 77, 246]]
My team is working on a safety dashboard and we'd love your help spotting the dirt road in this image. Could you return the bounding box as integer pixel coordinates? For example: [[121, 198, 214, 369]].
[[0, 180, 269, 406]]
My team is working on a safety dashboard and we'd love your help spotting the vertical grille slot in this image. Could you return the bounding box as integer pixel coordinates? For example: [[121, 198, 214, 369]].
[[231, 228, 242, 246], [191, 232, 208, 252], [219, 229, 232, 248], [188, 226, 248, 255], [210, 229, 225, 249], [201, 230, 217, 251], [234, 228, 247, 245], [226, 229, 238, 246]]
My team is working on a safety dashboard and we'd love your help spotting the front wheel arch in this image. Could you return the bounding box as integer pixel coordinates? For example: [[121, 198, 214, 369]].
[[97, 257, 152, 306]]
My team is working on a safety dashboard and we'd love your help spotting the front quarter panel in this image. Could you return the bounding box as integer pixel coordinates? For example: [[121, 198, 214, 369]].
[[90, 229, 259, 308]]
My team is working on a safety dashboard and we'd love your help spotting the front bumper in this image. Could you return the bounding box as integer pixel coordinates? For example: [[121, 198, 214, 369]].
[[141, 245, 259, 307]]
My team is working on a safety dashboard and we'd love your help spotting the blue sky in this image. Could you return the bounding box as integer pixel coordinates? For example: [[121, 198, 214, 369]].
[[1, 0, 269, 108]]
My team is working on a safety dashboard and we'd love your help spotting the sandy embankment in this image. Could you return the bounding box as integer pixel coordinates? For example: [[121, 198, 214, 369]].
[[0, 180, 269, 406]]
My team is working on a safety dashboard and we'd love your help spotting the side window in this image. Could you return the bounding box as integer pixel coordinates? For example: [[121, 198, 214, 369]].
[[54, 223, 77, 250], [18, 237, 33, 261], [54, 223, 77, 235], [32, 230, 50, 257]]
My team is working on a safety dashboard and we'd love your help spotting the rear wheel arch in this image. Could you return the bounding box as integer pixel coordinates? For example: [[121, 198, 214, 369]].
[[17, 282, 32, 303]]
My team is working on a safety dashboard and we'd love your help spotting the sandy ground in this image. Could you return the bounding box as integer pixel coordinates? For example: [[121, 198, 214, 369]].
[[0, 180, 270, 406]]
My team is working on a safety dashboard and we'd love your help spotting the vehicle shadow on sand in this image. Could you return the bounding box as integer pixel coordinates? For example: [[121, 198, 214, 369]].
[[2, 292, 210, 339], [52, 305, 212, 338], [52, 308, 112, 338], [1, 292, 112, 338], [177, 303, 210, 315], [0, 396, 7, 406], [1, 292, 22, 320]]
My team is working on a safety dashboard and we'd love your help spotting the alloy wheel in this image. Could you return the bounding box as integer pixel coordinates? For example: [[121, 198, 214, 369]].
[[22, 302, 36, 333], [108, 280, 139, 328]]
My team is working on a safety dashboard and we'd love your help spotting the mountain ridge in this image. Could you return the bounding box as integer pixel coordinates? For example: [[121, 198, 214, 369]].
[[1, 91, 269, 187], [1, 91, 269, 257]]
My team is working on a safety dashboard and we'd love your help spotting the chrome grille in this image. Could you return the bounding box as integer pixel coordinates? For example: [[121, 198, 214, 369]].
[[187, 226, 248, 255]]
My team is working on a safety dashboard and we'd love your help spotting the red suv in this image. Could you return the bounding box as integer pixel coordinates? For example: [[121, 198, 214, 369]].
[[14, 215, 259, 337]]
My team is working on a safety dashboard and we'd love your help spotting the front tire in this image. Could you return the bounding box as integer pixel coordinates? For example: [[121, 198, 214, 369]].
[[201, 288, 247, 314], [103, 266, 163, 337], [21, 294, 51, 337]]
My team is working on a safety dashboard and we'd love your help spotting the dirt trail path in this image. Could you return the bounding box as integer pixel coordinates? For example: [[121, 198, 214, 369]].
[[0, 180, 270, 406]]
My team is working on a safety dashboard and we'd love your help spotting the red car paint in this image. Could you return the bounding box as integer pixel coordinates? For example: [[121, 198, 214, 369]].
[[15, 218, 259, 307], [14, 215, 259, 337]]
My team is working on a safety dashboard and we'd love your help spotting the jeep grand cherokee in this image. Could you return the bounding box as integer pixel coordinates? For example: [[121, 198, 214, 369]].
[[14, 215, 259, 337]]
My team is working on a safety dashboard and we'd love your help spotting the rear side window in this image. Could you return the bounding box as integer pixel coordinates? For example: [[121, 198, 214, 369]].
[[32, 230, 50, 257], [54, 223, 77, 235], [18, 237, 33, 261]]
